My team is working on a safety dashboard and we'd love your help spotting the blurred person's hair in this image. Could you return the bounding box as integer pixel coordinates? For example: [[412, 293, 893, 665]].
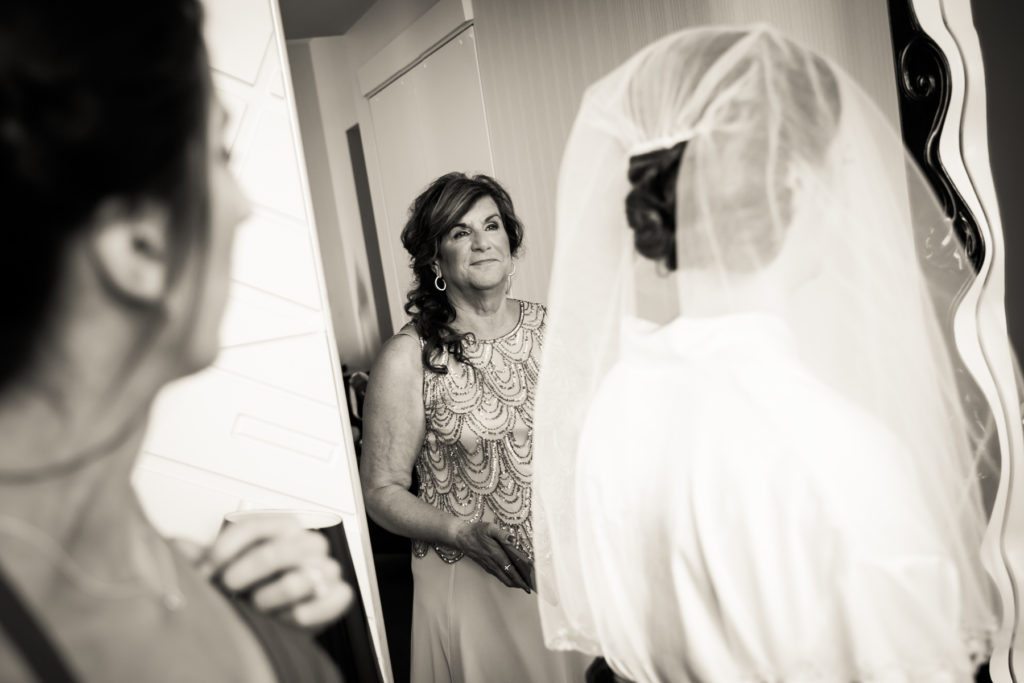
[[0, 0, 210, 389]]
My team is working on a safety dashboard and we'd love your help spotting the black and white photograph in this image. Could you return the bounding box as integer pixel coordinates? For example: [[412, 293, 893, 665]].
[[1, 1, 1023, 681]]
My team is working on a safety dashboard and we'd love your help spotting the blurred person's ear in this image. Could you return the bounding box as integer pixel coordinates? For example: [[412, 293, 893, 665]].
[[88, 199, 172, 305]]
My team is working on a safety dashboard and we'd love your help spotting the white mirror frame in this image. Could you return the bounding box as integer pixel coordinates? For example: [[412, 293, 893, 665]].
[[897, 0, 1024, 679], [266, 2, 393, 681]]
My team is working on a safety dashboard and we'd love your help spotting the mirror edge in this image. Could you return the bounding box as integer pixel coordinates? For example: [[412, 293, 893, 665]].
[[893, 0, 1023, 679], [266, 1, 395, 681]]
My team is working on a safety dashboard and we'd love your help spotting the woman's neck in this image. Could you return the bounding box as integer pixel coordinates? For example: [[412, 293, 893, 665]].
[[447, 288, 517, 339], [0, 377, 155, 591]]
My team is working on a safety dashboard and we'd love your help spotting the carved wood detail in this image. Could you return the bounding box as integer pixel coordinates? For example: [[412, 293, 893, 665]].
[[888, 0, 998, 517], [890, 0, 984, 278]]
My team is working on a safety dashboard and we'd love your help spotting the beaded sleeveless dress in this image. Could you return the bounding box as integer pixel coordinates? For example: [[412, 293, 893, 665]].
[[414, 299, 541, 563], [408, 299, 590, 683]]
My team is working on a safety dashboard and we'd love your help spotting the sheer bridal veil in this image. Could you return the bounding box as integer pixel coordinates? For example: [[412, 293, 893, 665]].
[[532, 23, 998, 670]]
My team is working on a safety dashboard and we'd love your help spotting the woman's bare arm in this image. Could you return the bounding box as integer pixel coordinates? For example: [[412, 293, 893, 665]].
[[360, 333, 460, 546], [359, 332, 531, 591]]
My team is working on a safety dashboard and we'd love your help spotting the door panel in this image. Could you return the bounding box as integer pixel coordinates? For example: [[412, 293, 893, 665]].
[[137, 0, 352, 541]]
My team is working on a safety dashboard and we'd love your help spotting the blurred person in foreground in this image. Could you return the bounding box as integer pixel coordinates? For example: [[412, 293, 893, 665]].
[[0, 2, 352, 680]]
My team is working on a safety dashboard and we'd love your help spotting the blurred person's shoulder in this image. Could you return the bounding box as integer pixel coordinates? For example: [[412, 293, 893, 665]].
[[0, 643, 39, 683]]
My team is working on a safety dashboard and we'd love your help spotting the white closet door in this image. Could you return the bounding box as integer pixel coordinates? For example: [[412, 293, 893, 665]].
[[134, 0, 352, 544], [367, 26, 495, 331], [127, 12, 399, 680]]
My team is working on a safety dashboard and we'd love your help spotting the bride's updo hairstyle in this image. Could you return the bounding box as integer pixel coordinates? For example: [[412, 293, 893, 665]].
[[0, 0, 209, 389], [625, 140, 688, 271], [624, 32, 840, 273]]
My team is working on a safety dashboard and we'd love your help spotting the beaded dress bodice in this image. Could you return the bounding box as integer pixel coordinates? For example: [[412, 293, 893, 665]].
[[413, 300, 545, 564]]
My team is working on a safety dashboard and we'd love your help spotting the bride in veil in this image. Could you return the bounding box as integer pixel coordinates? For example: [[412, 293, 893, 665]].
[[532, 25, 999, 682]]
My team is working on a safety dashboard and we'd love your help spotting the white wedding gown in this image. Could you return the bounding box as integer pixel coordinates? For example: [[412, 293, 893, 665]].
[[574, 312, 977, 682]]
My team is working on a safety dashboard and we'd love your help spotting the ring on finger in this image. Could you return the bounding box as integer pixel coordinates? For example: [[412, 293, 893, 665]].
[[304, 564, 330, 598]]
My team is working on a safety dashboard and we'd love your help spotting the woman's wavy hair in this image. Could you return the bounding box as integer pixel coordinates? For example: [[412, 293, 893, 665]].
[[400, 173, 524, 373]]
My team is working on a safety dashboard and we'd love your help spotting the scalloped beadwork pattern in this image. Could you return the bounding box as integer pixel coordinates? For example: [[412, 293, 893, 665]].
[[413, 300, 545, 563]]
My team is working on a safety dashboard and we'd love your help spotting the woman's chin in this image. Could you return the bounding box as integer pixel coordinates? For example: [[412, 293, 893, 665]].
[[464, 274, 507, 293]]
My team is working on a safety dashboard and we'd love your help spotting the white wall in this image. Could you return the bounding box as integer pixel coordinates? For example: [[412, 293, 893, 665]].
[[472, 0, 901, 308], [343, 0, 439, 68], [285, 0, 443, 359], [294, 0, 904, 341], [284, 0, 447, 344], [364, 27, 495, 330], [137, 0, 357, 555], [288, 38, 382, 370]]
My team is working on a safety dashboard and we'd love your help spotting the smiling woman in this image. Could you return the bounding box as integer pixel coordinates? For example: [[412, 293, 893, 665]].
[[358, 173, 590, 682], [441, 198, 510, 288], [398, 173, 524, 371]]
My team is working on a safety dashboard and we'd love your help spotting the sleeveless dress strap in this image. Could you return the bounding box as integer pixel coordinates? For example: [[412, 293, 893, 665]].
[[0, 562, 78, 682]]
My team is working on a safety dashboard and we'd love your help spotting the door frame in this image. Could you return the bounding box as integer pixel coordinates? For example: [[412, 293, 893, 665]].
[[265, 1, 393, 680]]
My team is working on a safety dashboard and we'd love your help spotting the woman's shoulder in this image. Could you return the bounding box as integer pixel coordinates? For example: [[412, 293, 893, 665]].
[[518, 298, 546, 313], [394, 323, 421, 344], [371, 328, 423, 381], [517, 299, 547, 327]]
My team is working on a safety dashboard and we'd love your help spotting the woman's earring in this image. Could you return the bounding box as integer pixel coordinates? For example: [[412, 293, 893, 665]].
[[434, 272, 447, 292], [506, 261, 517, 295]]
